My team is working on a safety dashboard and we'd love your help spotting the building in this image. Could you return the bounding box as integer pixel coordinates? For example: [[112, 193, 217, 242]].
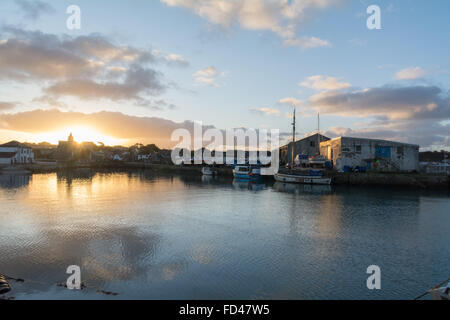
[[279, 133, 330, 165], [420, 162, 450, 175], [0, 141, 35, 165], [319, 137, 419, 172], [56, 133, 76, 160]]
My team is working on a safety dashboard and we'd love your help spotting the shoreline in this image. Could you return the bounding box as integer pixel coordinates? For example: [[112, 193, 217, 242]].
[[1, 162, 448, 189]]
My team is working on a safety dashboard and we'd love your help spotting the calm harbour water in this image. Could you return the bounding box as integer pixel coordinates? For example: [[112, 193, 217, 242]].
[[0, 169, 449, 300]]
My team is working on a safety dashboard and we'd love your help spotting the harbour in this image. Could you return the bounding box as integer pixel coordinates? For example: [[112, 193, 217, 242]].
[[0, 169, 449, 299]]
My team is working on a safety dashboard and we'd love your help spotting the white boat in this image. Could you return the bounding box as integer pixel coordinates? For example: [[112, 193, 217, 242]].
[[274, 172, 332, 185], [201, 167, 217, 176], [429, 283, 450, 300]]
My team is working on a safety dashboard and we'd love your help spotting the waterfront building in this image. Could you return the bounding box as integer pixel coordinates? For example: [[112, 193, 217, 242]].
[[319, 137, 419, 172], [279, 133, 330, 165], [0, 141, 35, 165], [420, 162, 450, 175]]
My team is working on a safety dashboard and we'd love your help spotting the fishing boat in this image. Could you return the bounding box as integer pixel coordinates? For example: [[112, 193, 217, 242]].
[[232, 165, 261, 180], [274, 170, 332, 185], [276, 110, 332, 185], [201, 166, 217, 176]]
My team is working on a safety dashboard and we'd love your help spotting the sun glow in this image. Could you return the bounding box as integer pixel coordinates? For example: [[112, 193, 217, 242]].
[[35, 126, 123, 146]]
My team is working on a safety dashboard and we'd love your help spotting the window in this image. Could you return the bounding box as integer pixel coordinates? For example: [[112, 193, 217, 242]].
[[310, 141, 315, 147], [397, 146, 404, 156], [355, 145, 361, 153]]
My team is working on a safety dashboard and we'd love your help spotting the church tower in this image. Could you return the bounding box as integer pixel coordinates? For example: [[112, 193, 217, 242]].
[[68, 132, 74, 143]]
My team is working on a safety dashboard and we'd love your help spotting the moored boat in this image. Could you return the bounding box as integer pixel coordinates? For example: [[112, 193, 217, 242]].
[[201, 166, 218, 176], [232, 165, 261, 180], [274, 170, 332, 185]]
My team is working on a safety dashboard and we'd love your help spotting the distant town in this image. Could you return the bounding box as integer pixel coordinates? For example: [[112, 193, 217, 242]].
[[0, 132, 449, 177]]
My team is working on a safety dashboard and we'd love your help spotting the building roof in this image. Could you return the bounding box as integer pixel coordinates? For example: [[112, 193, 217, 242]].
[[0, 152, 17, 158], [0, 140, 29, 148], [281, 133, 330, 149], [322, 136, 419, 148]]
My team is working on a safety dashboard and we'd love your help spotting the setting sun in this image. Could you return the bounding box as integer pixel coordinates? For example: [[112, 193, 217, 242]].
[[35, 126, 123, 146]]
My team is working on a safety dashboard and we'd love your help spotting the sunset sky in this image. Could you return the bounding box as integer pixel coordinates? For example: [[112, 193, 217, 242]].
[[0, 0, 449, 150]]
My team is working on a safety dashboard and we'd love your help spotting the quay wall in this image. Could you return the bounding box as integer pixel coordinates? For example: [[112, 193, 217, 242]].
[[1, 162, 448, 188]]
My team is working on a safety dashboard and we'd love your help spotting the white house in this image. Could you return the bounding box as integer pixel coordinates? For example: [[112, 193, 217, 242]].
[[137, 154, 152, 161], [320, 137, 419, 172], [420, 162, 450, 175], [0, 141, 35, 165]]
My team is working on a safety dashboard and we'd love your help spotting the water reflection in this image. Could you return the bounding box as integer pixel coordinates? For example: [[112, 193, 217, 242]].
[[0, 170, 449, 299], [0, 174, 31, 189], [232, 179, 266, 191], [273, 182, 332, 194]]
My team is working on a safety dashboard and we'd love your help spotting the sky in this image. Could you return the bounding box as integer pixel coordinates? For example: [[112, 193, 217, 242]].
[[0, 0, 449, 150]]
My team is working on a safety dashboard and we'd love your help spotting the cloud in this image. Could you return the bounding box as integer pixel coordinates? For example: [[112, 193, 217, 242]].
[[0, 27, 175, 109], [0, 101, 18, 111], [309, 85, 450, 120], [284, 36, 331, 49], [278, 97, 303, 107], [0, 27, 155, 81], [0, 109, 216, 148], [251, 107, 281, 116], [161, 0, 339, 49], [15, 0, 54, 20], [45, 66, 165, 103], [152, 50, 190, 67], [193, 66, 221, 87], [306, 84, 450, 150], [325, 120, 449, 151], [300, 75, 351, 91], [164, 53, 190, 67], [395, 67, 427, 80]]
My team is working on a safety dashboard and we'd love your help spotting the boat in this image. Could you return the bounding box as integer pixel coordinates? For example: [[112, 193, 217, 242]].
[[201, 166, 217, 176], [308, 154, 327, 166], [232, 165, 261, 180], [274, 171, 332, 185], [414, 278, 450, 300], [430, 285, 450, 300], [277, 111, 331, 185]]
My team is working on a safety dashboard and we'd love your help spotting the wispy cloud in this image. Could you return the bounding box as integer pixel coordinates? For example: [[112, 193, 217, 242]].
[[251, 107, 281, 116], [278, 97, 303, 107], [15, 0, 55, 20], [395, 67, 427, 80], [300, 75, 351, 91], [160, 0, 340, 49], [0, 101, 18, 111], [152, 49, 190, 67], [193, 66, 222, 87]]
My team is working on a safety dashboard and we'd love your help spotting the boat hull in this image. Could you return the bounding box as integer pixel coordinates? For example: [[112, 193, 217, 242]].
[[274, 173, 331, 185], [233, 173, 261, 180]]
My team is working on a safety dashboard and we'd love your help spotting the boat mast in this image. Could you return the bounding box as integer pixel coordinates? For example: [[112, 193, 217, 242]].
[[317, 112, 320, 155], [291, 106, 296, 166]]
